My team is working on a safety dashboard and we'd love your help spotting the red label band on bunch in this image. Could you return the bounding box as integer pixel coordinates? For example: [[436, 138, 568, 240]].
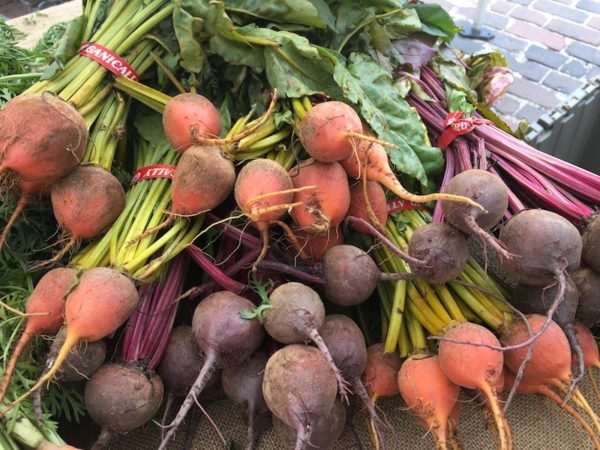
[[131, 165, 177, 185], [387, 199, 429, 215], [78, 42, 140, 81], [437, 111, 492, 149]]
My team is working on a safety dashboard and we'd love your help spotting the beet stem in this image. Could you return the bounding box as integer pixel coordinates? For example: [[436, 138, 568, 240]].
[[159, 352, 217, 450], [345, 216, 432, 270], [308, 328, 352, 403], [257, 260, 326, 284], [352, 378, 387, 450], [187, 245, 246, 293], [90, 428, 113, 450], [379, 272, 415, 281], [190, 248, 262, 299]]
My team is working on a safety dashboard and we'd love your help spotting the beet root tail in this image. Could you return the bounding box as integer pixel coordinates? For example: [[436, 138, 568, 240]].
[[0, 332, 79, 418], [309, 329, 352, 403], [353, 378, 387, 450], [537, 384, 600, 450], [158, 355, 217, 450], [0, 193, 29, 251], [480, 383, 511, 450], [0, 330, 34, 403]]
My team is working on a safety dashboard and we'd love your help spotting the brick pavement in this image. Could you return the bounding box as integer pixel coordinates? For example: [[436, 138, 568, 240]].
[[428, 0, 600, 128]]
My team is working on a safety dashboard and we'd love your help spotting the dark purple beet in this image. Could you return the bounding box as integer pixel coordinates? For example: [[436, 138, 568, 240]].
[[510, 278, 579, 330], [157, 326, 222, 438], [500, 209, 584, 389], [85, 362, 164, 449], [272, 398, 346, 450], [157, 326, 219, 397], [50, 327, 106, 383], [572, 268, 600, 329], [408, 222, 470, 283], [582, 215, 600, 273], [263, 344, 338, 450], [262, 282, 350, 400], [441, 169, 510, 260], [159, 291, 265, 449], [322, 245, 380, 306], [320, 314, 387, 450], [222, 348, 270, 450], [500, 209, 582, 286]]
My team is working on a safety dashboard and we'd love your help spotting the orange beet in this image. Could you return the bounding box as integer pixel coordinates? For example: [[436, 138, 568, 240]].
[[289, 159, 350, 234], [51, 165, 125, 239], [362, 343, 402, 401], [0, 267, 76, 403], [573, 321, 600, 368], [502, 315, 571, 386], [398, 354, 460, 449], [1, 268, 139, 414], [163, 93, 221, 153], [438, 322, 509, 450], [0, 93, 87, 183], [171, 145, 235, 216], [348, 181, 388, 234], [296, 226, 344, 260], [298, 101, 362, 163]]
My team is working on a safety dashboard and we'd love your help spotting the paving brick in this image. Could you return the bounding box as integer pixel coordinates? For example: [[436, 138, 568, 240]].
[[510, 5, 548, 26], [508, 77, 561, 109], [560, 59, 588, 77], [546, 18, 600, 45], [566, 41, 600, 65], [589, 66, 600, 79], [451, 34, 488, 55], [516, 103, 546, 124], [0, 1, 30, 18], [494, 94, 522, 115], [526, 45, 568, 68], [457, 6, 476, 19], [577, 0, 600, 13], [587, 15, 600, 30], [483, 11, 510, 29], [491, 0, 516, 13], [508, 19, 566, 50], [533, 0, 588, 23], [506, 53, 550, 81], [490, 30, 530, 52], [542, 71, 584, 93]]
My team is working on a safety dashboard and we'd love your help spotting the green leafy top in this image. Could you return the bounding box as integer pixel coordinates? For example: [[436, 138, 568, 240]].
[[239, 277, 274, 323]]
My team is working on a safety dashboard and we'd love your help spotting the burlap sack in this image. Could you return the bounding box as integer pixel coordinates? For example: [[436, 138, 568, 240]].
[[96, 373, 600, 450]]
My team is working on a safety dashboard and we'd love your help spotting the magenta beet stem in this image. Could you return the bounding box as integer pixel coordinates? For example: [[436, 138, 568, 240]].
[[187, 245, 246, 294]]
